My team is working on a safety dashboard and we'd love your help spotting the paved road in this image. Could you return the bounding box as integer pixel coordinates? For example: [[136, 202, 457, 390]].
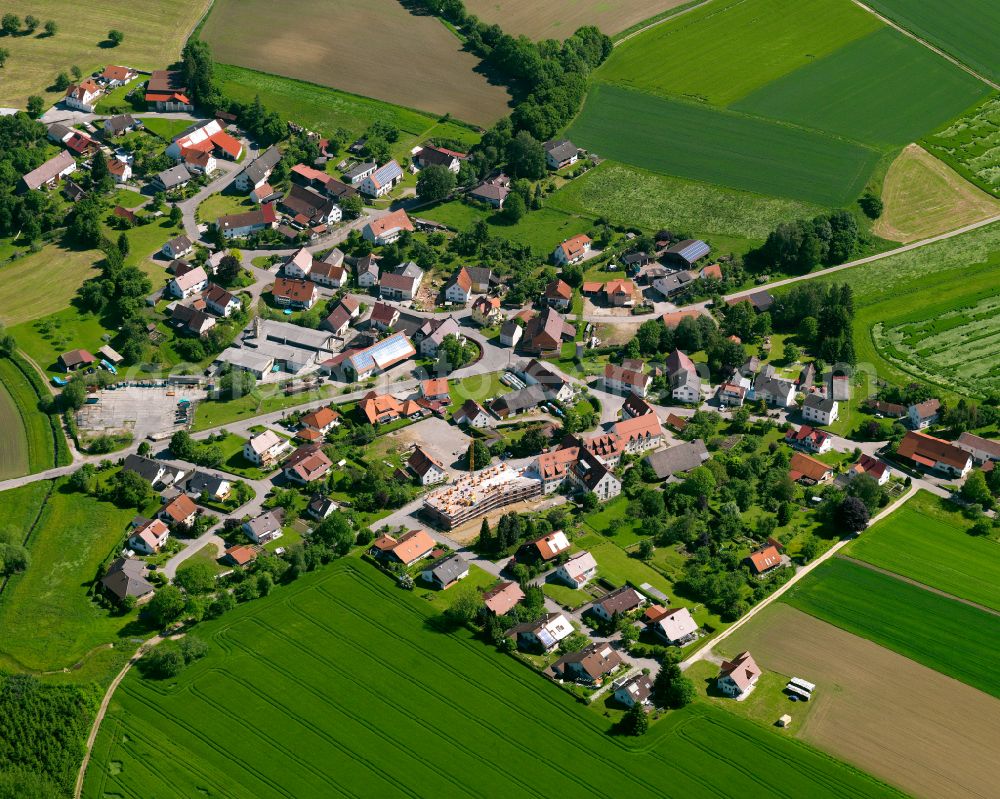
[[678, 484, 919, 671]]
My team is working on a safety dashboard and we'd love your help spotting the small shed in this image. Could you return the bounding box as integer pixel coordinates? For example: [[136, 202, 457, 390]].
[[777, 714, 792, 728]]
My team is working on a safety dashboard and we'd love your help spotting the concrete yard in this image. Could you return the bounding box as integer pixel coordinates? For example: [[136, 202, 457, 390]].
[[76, 386, 209, 441]]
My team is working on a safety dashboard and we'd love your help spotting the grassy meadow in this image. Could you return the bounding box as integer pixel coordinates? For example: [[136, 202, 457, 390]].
[[568, 84, 879, 206], [0, 0, 210, 108], [84, 559, 904, 798], [0, 356, 60, 476], [862, 0, 1000, 84], [0, 479, 147, 675], [846, 491, 1000, 611], [0, 378, 30, 479], [784, 558, 1000, 699], [0, 244, 103, 327]]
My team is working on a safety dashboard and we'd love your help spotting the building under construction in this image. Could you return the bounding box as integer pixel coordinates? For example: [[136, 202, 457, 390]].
[[422, 463, 542, 530]]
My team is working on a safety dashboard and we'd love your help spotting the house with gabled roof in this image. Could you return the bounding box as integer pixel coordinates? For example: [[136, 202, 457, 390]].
[[785, 424, 832, 454], [169, 265, 208, 299], [371, 529, 436, 566], [651, 606, 698, 645], [849, 453, 890, 485], [553, 234, 591, 266], [359, 160, 403, 197], [717, 651, 761, 699], [644, 439, 710, 480], [522, 308, 574, 355], [803, 394, 838, 426], [421, 553, 469, 590], [897, 431, 972, 477], [100, 65, 138, 87], [908, 399, 941, 429], [505, 613, 574, 653], [604, 363, 651, 398], [454, 399, 491, 428], [746, 545, 783, 576], [218, 204, 278, 239], [544, 278, 573, 310], [590, 586, 646, 622], [65, 79, 102, 112], [413, 144, 465, 173], [282, 444, 333, 484], [408, 445, 447, 486], [271, 277, 318, 310], [145, 70, 192, 111], [158, 494, 198, 527], [21, 151, 77, 191], [955, 432, 1000, 466], [666, 349, 702, 404], [614, 674, 653, 708], [613, 413, 663, 455], [243, 509, 284, 544], [552, 642, 623, 685], [556, 550, 598, 588], [243, 429, 289, 468], [544, 138, 578, 170], [471, 295, 503, 326], [788, 452, 833, 485], [482, 581, 525, 616], [234, 145, 281, 192], [102, 557, 155, 603], [363, 209, 414, 245], [128, 518, 170, 555]]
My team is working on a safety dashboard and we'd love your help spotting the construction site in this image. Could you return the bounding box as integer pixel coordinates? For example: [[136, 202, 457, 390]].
[[422, 463, 542, 530]]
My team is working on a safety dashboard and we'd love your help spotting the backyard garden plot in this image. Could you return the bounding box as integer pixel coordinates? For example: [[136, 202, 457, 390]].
[[463, 0, 689, 39], [201, 0, 511, 126], [845, 491, 1000, 612], [721, 603, 1000, 799], [874, 144, 1000, 243], [596, 0, 881, 106], [862, 0, 1000, 84], [567, 84, 879, 206], [85, 559, 903, 799], [731, 28, 992, 148], [0, 0, 210, 108], [923, 95, 1000, 198], [783, 558, 1000, 699]]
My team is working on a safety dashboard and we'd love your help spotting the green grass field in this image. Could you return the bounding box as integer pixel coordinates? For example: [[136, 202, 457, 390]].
[[597, 0, 881, 105], [547, 161, 825, 246], [568, 84, 879, 206], [12, 307, 115, 376], [862, 0, 1000, 84], [0, 480, 146, 674], [214, 64, 482, 159], [0, 356, 59, 475], [784, 558, 1000, 699], [84, 559, 904, 798], [193, 384, 338, 431], [732, 28, 992, 147], [845, 491, 1000, 611], [0, 244, 103, 327], [137, 117, 195, 141]]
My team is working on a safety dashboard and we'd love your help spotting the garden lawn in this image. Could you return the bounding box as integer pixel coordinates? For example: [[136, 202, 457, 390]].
[[597, 0, 880, 105], [193, 384, 338, 431], [542, 581, 591, 609], [11, 307, 114, 376], [83, 559, 905, 799], [216, 433, 271, 479], [197, 192, 255, 223], [448, 372, 510, 414], [845, 491, 1000, 611], [568, 84, 879, 206], [581, 496, 644, 547], [732, 28, 992, 148], [783, 557, 1000, 698], [0, 480, 148, 674], [138, 117, 197, 141], [862, 0, 1000, 84], [0, 244, 103, 327], [112, 189, 146, 209]]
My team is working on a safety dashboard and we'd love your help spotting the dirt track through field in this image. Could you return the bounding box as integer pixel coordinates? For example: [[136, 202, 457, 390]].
[[722, 603, 1000, 799], [201, 0, 511, 126]]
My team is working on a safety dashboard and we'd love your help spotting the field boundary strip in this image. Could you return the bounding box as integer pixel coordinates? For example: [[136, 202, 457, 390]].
[[837, 556, 1000, 619], [848, 0, 1000, 91], [0, 482, 53, 600]]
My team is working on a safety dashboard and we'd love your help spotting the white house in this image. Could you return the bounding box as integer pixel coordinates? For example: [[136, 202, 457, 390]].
[[162, 234, 193, 260], [666, 349, 702, 404], [758, 377, 797, 408], [243, 510, 283, 544], [556, 551, 598, 588], [128, 518, 170, 555], [717, 651, 761, 699], [506, 613, 574, 653], [908, 399, 941, 429], [362, 209, 414, 246], [65, 80, 102, 112], [243, 430, 289, 468], [283, 247, 315, 280], [651, 607, 698, 646], [613, 674, 653, 708], [604, 363, 651, 398], [454, 399, 491, 428], [444, 267, 473, 304], [802, 394, 838, 426], [204, 284, 241, 317], [359, 160, 403, 198], [407, 446, 447, 486], [544, 139, 578, 170], [168, 266, 208, 299], [553, 234, 591, 266]]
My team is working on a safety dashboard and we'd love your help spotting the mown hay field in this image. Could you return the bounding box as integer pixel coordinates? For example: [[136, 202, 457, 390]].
[[0, 479, 142, 674], [596, 0, 881, 105], [862, 0, 1000, 84], [84, 560, 903, 799], [0, 378, 29, 479], [731, 28, 991, 148], [721, 603, 1000, 799], [0, 356, 58, 476], [463, 0, 689, 39], [845, 491, 1000, 612], [874, 144, 1000, 243], [0, 244, 103, 327], [567, 84, 879, 206], [784, 558, 1000, 698], [0, 0, 210, 108], [201, 0, 511, 126], [923, 95, 1000, 198]]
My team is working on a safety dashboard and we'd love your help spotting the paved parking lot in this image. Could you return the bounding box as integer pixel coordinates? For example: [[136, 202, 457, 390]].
[[76, 386, 208, 440]]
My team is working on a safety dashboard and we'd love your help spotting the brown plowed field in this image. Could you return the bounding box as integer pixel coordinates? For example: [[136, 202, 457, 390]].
[[201, 0, 512, 126], [721, 603, 1000, 799], [465, 0, 690, 39]]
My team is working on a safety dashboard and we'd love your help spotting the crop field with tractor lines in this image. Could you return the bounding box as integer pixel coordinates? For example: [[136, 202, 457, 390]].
[[84, 559, 904, 799]]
